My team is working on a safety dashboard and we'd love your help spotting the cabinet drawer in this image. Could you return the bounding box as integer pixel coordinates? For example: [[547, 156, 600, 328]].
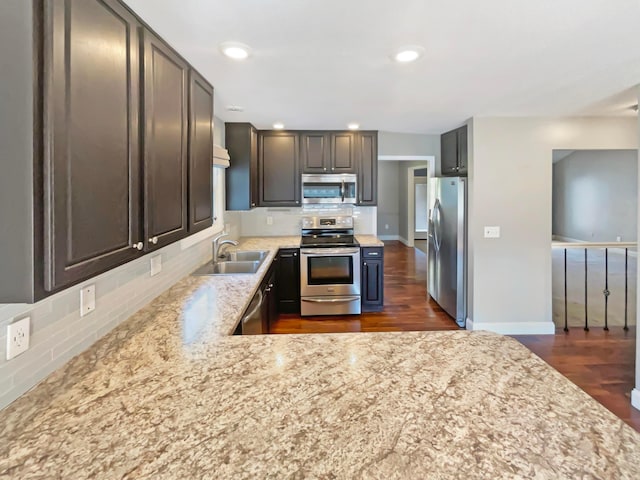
[[361, 247, 384, 258]]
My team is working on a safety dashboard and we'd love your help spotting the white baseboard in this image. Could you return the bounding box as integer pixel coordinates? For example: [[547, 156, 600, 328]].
[[399, 237, 410, 247], [378, 235, 400, 241], [465, 318, 474, 331], [471, 321, 555, 335], [632, 389, 640, 411]]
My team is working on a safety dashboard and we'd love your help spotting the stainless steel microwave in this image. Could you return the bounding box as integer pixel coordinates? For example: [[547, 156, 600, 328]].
[[301, 174, 357, 204]]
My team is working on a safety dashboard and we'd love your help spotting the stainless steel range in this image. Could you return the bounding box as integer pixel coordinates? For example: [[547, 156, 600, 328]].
[[300, 215, 361, 316]]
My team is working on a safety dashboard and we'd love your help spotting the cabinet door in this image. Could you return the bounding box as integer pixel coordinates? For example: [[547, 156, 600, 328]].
[[300, 132, 330, 173], [441, 129, 458, 176], [43, 0, 142, 291], [276, 249, 300, 313], [457, 125, 468, 176], [330, 132, 357, 173], [357, 132, 378, 205], [188, 70, 214, 233], [261, 266, 277, 333], [362, 258, 384, 311], [143, 29, 189, 250], [225, 123, 258, 210], [259, 132, 300, 206]]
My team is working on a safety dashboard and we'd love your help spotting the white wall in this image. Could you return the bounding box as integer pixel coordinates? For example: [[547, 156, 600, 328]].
[[468, 117, 638, 335], [553, 150, 638, 242], [377, 161, 400, 237]]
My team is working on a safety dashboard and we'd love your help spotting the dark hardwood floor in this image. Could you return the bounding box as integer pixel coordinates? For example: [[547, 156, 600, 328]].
[[269, 241, 639, 432], [269, 241, 459, 334]]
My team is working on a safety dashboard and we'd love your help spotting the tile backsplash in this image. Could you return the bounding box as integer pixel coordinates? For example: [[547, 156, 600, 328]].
[[226, 206, 377, 238]]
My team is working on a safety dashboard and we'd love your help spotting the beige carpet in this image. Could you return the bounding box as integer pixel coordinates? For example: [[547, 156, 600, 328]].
[[552, 246, 637, 328]]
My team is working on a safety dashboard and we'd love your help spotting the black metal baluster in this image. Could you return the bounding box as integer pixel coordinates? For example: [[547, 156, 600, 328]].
[[624, 248, 629, 331], [564, 248, 568, 332], [584, 248, 589, 332], [603, 248, 609, 331]]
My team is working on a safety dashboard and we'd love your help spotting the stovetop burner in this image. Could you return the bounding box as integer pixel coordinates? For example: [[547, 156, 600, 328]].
[[300, 215, 359, 248]]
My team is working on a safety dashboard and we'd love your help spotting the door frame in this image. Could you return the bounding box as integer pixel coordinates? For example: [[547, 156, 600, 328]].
[[406, 161, 434, 247]]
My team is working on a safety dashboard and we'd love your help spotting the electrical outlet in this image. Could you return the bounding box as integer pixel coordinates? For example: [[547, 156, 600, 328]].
[[266, 216, 273, 225], [80, 284, 96, 317], [484, 226, 500, 239], [150, 254, 162, 276], [6, 317, 30, 360], [617, 236, 622, 242], [385, 224, 389, 230]]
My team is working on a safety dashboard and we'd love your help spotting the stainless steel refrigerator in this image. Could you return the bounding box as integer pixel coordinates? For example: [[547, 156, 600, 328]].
[[427, 177, 467, 327]]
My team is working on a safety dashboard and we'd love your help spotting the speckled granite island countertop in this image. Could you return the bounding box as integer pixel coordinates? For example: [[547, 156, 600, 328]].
[[1, 236, 640, 479]]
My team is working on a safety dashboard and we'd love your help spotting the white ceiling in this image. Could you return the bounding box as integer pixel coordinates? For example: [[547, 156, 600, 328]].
[[123, 0, 640, 134]]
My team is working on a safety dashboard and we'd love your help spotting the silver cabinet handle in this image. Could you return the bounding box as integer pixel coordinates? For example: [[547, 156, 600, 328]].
[[133, 242, 143, 251], [323, 167, 327, 171], [364, 262, 367, 266], [149, 236, 158, 245], [368, 252, 379, 256]]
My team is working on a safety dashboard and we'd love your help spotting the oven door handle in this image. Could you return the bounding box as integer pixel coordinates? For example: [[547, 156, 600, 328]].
[[302, 296, 360, 303], [300, 248, 360, 255]]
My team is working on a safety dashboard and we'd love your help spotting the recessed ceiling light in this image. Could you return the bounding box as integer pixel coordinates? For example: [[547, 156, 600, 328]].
[[348, 123, 360, 130], [219, 42, 251, 60], [392, 45, 425, 63], [273, 122, 284, 129]]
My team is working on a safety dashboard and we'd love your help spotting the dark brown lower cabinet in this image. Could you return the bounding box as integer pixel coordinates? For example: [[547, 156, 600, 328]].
[[276, 249, 300, 313], [142, 28, 189, 250], [43, 0, 142, 292], [361, 247, 384, 312], [188, 70, 214, 233], [262, 265, 278, 333]]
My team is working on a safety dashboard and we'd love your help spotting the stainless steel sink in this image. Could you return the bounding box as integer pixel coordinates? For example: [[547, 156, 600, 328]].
[[212, 261, 262, 274], [192, 258, 266, 276], [222, 250, 268, 262]]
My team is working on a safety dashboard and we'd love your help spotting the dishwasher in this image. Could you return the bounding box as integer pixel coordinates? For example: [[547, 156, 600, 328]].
[[237, 289, 265, 335]]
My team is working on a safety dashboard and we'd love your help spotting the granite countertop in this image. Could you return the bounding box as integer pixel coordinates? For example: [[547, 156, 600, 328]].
[[1, 236, 640, 478]]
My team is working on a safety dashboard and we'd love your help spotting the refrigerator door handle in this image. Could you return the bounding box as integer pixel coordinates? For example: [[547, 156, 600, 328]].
[[433, 199, 442, 252]]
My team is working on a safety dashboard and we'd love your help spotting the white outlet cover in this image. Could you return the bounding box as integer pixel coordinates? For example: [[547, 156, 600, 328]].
[[150, 254, 162, 276], [80, 284, 96, 317], [484, 226, 501, 239], [266, 216, 273, 225], [7, 316, 30, 360]]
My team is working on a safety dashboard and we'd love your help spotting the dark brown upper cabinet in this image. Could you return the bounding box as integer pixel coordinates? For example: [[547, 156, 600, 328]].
[[188, 70, 214, 233], [300, 131, 356, 174], [357, 131, 378, 206], [259, 131, 300, 207], [225, 123, 259, 210], [142, 29, 189, 250], [330, 132, 357, 173], [42, 0, 143, 292], [441, 125, 468, 176], [300, 132, 330, 173]]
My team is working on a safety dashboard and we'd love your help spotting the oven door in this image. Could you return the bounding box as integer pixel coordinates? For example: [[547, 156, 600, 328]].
[[301, 174, 357, 204], [300, 248, 360, 297]]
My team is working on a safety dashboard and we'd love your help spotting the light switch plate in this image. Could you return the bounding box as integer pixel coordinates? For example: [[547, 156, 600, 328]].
[[7, 316, 30, 360], [266, 216, 273, 225], [484, 226, 501, 239], [150, 254, 162, 276], [80, 284, 96, 317]]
